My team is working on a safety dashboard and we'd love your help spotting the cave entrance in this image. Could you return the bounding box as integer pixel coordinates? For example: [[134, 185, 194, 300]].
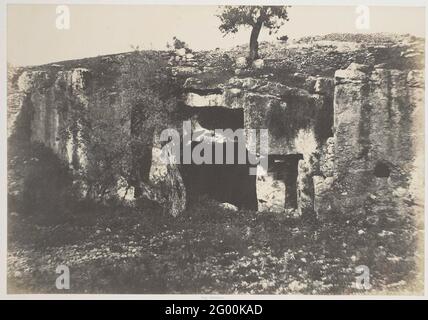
[[188, 106, 244, 131], [179, 107, 258, 210]]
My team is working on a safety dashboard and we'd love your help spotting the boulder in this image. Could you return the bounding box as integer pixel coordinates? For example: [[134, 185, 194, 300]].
[[219, 202, 238, 212], [334, 63, 369, 84], [142, 146, 186, 217], [252, 59, 264, 69], [171, 66, 201, 76], [175, 48, 186, 57], [185, 92, 225, 107], [235, 56, 247, 68], [256, 168, 286, 213]]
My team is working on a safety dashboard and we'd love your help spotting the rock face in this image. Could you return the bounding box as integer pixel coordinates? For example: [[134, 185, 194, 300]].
[[256, 172, 286, 213], [7, 64, 188, 216], [146, 147, 187, 217], [183, 76, 332, 154], [10, 68, 90, 170], [181, 72, 334, 216], [185, 92, 225, 107], [7, 34, 425, 219], [332, 63, 424, 216]]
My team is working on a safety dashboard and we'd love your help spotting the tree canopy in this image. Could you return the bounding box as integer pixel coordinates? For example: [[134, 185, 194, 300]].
[[218, 6, 290, 61]]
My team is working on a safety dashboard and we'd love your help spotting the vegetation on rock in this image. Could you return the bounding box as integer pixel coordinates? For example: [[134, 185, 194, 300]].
[[218, 6, 290, 62]]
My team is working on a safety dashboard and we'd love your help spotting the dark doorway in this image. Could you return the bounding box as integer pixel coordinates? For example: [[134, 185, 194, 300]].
[[179, 107, 258, 210], [267, 154, 303, 209]]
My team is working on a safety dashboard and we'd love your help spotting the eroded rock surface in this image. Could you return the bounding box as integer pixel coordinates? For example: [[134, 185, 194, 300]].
[[332, 63, 424, 219], [7, 33, 424, 218]]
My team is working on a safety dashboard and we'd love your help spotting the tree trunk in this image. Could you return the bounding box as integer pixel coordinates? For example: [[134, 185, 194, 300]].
[[249, 20, 263, 62]]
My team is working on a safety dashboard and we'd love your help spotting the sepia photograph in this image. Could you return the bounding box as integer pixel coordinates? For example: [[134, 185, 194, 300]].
[[4, 2, 426, 296]]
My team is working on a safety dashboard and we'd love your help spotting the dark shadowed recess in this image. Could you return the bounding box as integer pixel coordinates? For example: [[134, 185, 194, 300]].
[[374, 160, 391, 178], [268, 154, 303, 209], [180, 140, 258, 210], [179, 105, 245, 131], [178, 106, 257, 210]]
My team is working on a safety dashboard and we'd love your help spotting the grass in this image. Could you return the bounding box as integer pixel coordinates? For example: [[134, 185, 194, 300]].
[[7, 196, 422, 294]]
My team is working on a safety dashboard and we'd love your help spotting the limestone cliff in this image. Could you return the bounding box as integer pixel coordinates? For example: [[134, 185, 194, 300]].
[[332, 63, 424, 219], [7, 33, 424, 219]]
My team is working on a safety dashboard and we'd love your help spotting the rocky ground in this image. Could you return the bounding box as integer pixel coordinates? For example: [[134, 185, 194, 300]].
[[8, 197, 422, 294], [9, 33, 423, 86]]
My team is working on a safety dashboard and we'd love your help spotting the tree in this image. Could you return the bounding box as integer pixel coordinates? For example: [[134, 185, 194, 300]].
[[218, 6, 290, 62]]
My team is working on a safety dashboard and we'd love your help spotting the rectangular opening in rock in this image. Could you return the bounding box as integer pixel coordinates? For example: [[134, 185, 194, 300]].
[[191, 106, 244, 131], [257, 154, 303, 212], [179, 107, 258, 210]]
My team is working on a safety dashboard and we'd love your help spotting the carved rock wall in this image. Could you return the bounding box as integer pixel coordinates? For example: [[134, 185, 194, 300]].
[[7, 42, 424, 219], [332, 63, 424, 216]]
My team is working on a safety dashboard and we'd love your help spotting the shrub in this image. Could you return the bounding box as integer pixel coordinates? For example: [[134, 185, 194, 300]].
[[172, 36, 189, 51], [278, 35, 289, 43]]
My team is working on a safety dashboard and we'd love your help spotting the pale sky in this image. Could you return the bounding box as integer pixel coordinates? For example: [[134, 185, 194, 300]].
[[7, 5, 425, 66]]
